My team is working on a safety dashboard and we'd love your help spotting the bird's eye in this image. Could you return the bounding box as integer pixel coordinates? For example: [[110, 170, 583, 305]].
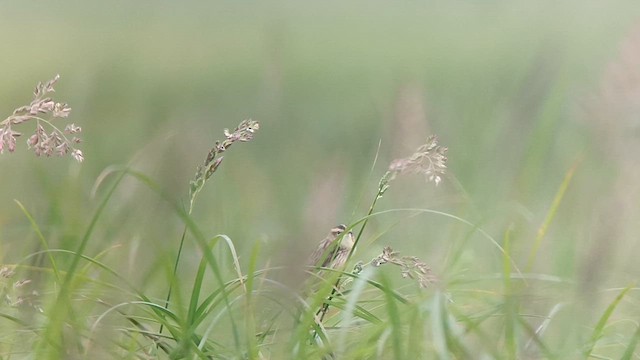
[[331, 224, 347, 236]]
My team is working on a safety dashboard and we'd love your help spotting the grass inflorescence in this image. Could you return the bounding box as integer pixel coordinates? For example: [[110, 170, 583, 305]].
[[1, 75, 83, 162]]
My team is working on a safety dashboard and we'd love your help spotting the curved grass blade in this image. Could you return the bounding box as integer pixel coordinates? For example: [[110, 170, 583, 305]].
[[517, 316, 556, 359], [584, 284, 634, 357], [38, 167, 127, 359], [95, 167, 242, 354], [621, 323, 640, 360], [352, 208, 525, 282], [379, 274, 404, 360], [526, 161, 579, 271], [13, 200, 61, 282], [502, 225, 517, 358]]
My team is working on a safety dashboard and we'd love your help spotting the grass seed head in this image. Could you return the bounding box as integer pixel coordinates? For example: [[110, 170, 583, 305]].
[[371, 246, 436, 288], [1, 75, 83, 162], [188, 119, 260, 211], [388, 135, 448, 185]]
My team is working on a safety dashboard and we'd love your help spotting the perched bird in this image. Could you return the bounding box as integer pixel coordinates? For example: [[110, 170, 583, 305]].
[[307, 224, 355, 271]]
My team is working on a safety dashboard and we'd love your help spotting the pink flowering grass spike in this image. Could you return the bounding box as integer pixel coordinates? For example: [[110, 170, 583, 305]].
[[1, 75, 83, 162]]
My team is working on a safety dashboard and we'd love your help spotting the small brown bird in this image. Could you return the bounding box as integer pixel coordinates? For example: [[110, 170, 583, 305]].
[[307, 224, 355, 271]]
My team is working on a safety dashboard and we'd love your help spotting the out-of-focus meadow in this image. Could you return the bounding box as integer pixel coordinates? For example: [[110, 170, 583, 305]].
[[2, 1, 640, 358]]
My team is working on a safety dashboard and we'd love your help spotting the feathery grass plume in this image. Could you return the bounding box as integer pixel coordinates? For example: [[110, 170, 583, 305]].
[[386, 134, 448, 186], [188, 119, 259, 212], [369, 246, 436, 288], [0, 75, 83, 162]]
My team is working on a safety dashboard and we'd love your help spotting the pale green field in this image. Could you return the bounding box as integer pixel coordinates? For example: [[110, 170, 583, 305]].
[[1, 1, 640, 358]]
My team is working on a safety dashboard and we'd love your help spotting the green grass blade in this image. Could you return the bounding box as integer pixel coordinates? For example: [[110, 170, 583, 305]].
[[502, 224, 517, 359], [183, 234, 244, 356], [621, 323, 640, 360], [525, 302, 565, 354], [160, 223, 188, 337], [356, 208, 525, 281], [449, 305, 501, 357], [243, 240, 262, 359], [0, 312, 28, 327], [430, 291, 451, 360], [24, 247, 186, 353], [380, 274, 404, 360], [13, 200, 61, 282], [584, 284, 634, 357], [526, 161, 579, 271], [517, 316, 555, 359], [180, 242, 210, 356], [38, 167, 127, 359], [99, 167, 242, 354]]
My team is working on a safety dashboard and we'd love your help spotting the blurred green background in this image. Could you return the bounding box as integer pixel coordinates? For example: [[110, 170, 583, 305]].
[[1, 0, 640, 343]]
